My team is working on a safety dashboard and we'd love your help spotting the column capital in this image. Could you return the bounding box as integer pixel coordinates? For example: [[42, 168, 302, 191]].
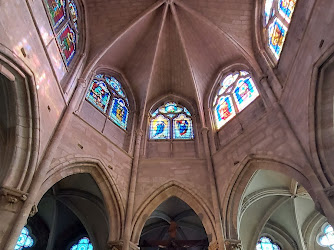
[[224, 239, 242, 250], [136, 129, 144, 137], [201, 127, 210, 134]]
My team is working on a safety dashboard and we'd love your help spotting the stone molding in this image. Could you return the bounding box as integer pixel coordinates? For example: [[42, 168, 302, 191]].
[[224, 239, 242, 250], [108, 240, 138, 250], [0, 186, 28, 204], [324, 186, 334, 198]]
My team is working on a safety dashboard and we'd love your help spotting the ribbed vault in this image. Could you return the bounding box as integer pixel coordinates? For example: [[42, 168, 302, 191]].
[[84, 0, 256, 117]]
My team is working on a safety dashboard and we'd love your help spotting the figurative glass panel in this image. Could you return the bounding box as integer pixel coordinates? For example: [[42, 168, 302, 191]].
[[44, 0, 66, 29], [70, 237, 93, 250], [57, 24, 76, 66], [86, 80, 111, 112], [213, 70, 259, 129], [318, 223, 334, 249], [263, 0, 297, 60], [233, 77, 259, 111], [150, 115, 170, 140], [15, 227, 34, 250], [149, 102, 194, 140], [109, 98, 128, 130], [43, 0, 79, 68], [256, 236, 281, 250], [278, 0, 296, 22], [173, 114, 194, 139], [86, 74, 130, 130], [268, 18, 287, 59]]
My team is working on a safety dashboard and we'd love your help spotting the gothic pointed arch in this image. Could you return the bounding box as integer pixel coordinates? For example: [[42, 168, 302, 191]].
[[0, 46, 40, 192], [131, 181, 216, 244], [38, 157, 125, 242]]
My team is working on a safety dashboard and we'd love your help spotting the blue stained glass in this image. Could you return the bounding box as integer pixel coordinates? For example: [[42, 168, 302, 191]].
[[278, 0, 296, 23], [95, 74, 104, 79], [70, 237, 93, 250], [256, 237, 281, 250], [159, 102, 183, 114], [109, 98, 128, 130], [184, 107, 191, 116], [173, 114, 194, 139], [214, 96, 236, 129], [268, 18, 287, 59], [150, 115, 170, 139], [69, 0, 78, 30], [318, 224, 334, 249], [86, 80, 111, 113], [15, 227, 34, 250], [233, 77, 259, 111]]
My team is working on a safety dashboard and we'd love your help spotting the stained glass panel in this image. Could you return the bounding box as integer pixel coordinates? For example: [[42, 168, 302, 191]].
[[214, 96, 236, 129], [256, 237, 281, 250], [173, 114, 194, 139], [69, 0, 78, 30], [109, 98, 128, 130], [233, 77, 259, 112], [278, 0, 296, 23], [318, 224, 334, 249], [44, 0, 66, 29], [268, 18, 287, 59], [70, 237, 93, 250], [184, 107, 191, 116], [159, 102, 183, 114], [57, 24, 76, 65], [150, 115, 170, 139], [264, 0, 274, 25], [15, 227, 34, 250], [86, 80, 111, 113], [221, 73, 238, 92]]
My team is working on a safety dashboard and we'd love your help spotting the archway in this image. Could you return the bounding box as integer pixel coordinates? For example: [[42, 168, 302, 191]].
[[139, 197, 209, 250]]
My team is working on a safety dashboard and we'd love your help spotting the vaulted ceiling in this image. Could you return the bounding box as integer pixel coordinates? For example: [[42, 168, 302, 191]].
[[84, 0, 257, 113]]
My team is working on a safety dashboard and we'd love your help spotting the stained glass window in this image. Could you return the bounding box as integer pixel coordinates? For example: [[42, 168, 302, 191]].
[[70, 237, 93, 250], [317, 223, 334, 249], [43, 0, 79, 67], [256, 236, 281, 250], [213, 70, 259, 129], [86, 74, 130, 130], [263, 0, 297, 59], [15, 227, 34, 250], [149, 103, 194, 140]]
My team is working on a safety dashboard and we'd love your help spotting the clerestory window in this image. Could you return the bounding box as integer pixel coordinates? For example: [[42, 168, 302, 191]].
[[15, 227, 35, 250], [317, 223, 334, 249], [256, 236, 281, 250], [262, 0, 297, 59], [149, 102, 194, 140], [43, 0, 79, 67], [86, 74, 129, 130], [70, 237, 93, 250], [212, 70, 259, 130]]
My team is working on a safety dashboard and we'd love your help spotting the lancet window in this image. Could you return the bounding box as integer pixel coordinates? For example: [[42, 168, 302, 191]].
[[86, 74, 129, 130], [15, 227, 34, 250], [256, 236, 281, 250], [70, 237, 93, 250], [263, 0, 297, 59], [149, 102, 194, 140], [212, 70, 259, 129], [43, 0, 79, 66], [317, 223, 334, 249]]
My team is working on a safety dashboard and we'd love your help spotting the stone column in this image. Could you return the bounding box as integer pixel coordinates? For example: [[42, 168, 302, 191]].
[[122, 129, 143, 250], [1, 79, 87, 249], [201, 127, 225, 250]]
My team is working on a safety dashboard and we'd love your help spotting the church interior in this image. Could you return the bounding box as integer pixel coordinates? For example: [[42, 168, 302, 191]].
[[1, 0, 334, 249]]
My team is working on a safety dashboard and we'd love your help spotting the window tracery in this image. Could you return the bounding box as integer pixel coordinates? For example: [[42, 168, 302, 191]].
[[70, 237, 93, 250], [317, 223, 334, 249], [263, 0, 297, 59], [43, 0, 79, 66], [212, 70, 259, 130], [149, 102, 194, 140], [256, 236, 281, 250], [86, 74, 129, 130], [15, 227, 34, 250]]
